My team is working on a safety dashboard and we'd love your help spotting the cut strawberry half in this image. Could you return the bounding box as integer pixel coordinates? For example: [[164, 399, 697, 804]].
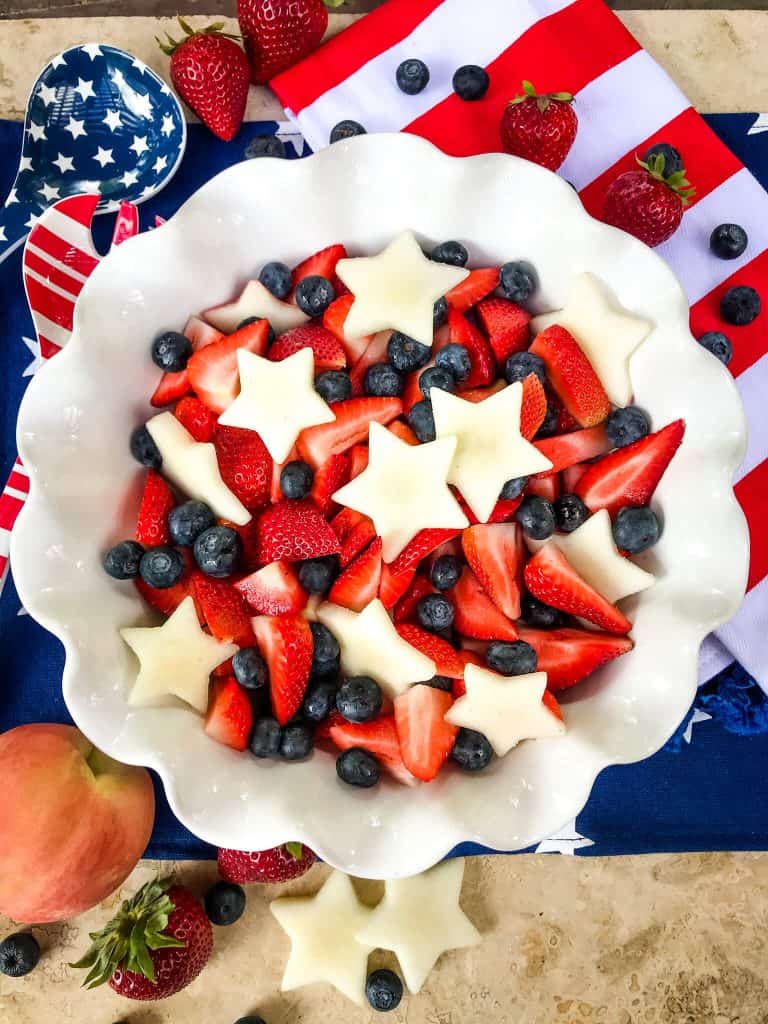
[[252, 613, 313, 725], [395, 685, 457, 783], [214, 424, 272, 511], [388, 419, 420, 446], [452, 567, 518, 641], [322, 294, 371, 364], [174, 395, 219, 442], [348, 443, 369, 480], [527, 474, 560, 502], [309, 452, 350, 516], [256, 499, 340, 565], [387, 528, 463, 578], [291, 243, 347, 290], [329, 715, 416, 786], [396, 623, 463, 678], [448, 309, 495, 387], [459, 380, 507, 404], [476, 296, 531, 364], [184, 314, 225, 350], [135, 572, 197, 620], [379, 563, 417, 610], [349, 330, 391, 396], [534, 425, 611, 475], [575, 419, 685, 516], [328, 537, 382, 612], [461, 523, 522, 620], [297, 397, 402, 468], [331, 508, 377, 568], [488, 496, 524, 523], [135, 469, 174, 545], [151, 316, 223, 408], [222, 518, 261, 572], [524, 543, 632, 634], [204, 678, 253, 752], [402, 357, 435, 414], [518, 626, 634, 691], [268, 323, 347, 371], [445, 267, 499, 313], [530, 325, 611, 428], [562, 462, 588, 492], [234, 560, 307, 615], [520, 373, 548, 440], [392, 573, 434, 624], [192, 573, 255, 647], [187, 319, 269, 414]]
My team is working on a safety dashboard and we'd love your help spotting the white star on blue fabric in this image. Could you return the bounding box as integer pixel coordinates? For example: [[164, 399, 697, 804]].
[[93, 146, 114, 168], [50, 52, 67, 69], [130, 134, 149, 156], [161, 114, 175, 137], [131, 56, 149, 75], [19, 157, 33, 172], [37, 83, 58, 107], [103, 109, 122, 131], [27, 123, 47, 142], [120, 169, 139, 187], [64, 117, 87, 140], [81, 43, 103, 60], [73, 77, 95, 102], [38, 183, 60, 202], [0, 226, 6, 242], [153, 155, 168, 174], [21, 335, 44, 377], [52, 152, 75, 174], [25, 214, 39, 229]]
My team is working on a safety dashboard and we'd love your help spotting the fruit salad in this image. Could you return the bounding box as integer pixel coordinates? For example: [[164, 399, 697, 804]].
[[105, 231, 684, 788]]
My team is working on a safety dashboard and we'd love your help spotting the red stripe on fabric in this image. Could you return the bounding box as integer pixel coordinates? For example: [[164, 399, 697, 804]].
[[24, 249, 85, 298], [38, 336, 62, 360], [271, 0, 445, 115], [58, 193, 100, 226], [689, 247, 768, 377], [30, 224, 99, 276], [735, 458, 768, 591], [579, 106, 743, 218], [24, 278, 74, 330], [7, 471, 29, 494], [0, 494, 24, 531], [403, 0, 639, 156]]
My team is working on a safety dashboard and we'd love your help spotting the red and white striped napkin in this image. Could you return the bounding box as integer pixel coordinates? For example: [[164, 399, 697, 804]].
[[271, 0, 768, 689]]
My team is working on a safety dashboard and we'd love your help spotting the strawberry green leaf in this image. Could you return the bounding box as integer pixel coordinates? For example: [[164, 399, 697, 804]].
[[286, 841, 304, 861]]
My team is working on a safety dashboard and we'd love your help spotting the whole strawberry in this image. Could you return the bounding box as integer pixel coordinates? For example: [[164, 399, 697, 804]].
[[602, 154, 695, 247], [219, 842, 316, 883], [159, 19, 250, 141], [72, 877, 212, 1000], [500, 80, 577, 171], [238, 0, 344, 85]]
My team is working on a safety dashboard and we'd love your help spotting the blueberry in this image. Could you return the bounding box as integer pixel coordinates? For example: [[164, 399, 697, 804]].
[[430, 240, 468, 267], [302, 678, 338, 723], [605, 406, 651, 448], [130, 424, 162, 469], [452, 64, 489, 101], [193, 525, 241, 578], [366, 968, 404, 1011], [233, 647, 268, 690], [416, 593, 455, 632], [407, 400, 436, 442], [720, 285, 760, 326], [396, 58, 430, 95], [516, 495, 555, 539], [234, 1018, 267, 1024], [295, 275, 335, 318], [280, 722, 314, 761], [612, 505, 661, 553], [431, 554, 462, 591], [500, 261, 537, 303], [151, 330, 191, 373], [298, 555, 339, 595], [237, 316, 275, 344], [245, 135, 286, 159], [554, 493, 590, 533], [280, 460, 314, 500], [433, 296, 449, 329], [535, 404, 559, 438], [330, 119, 367, 143], [388, 332, 431, 372], [336, 747, 380, 787], [250, 717, 282, 758], [204, 881, 246, 926], [168, 500, 216, 546], [710, 223, 748, 261], [0, 933, 40, 977], [336, 675, 383, 723], [504, 351, 546, 386], [486, 640, 537, 675], [451, 729, 494, 771], [436, 343, 471, 382], [310, 622, 340, 676], [315, 369, 352, 404], [103, 540, 144, 580], [520, 592, 565, 629], [259, 260, 292, 299], [365, 363, 404, 398], [139, 546, 185, 589], [500, 476, 528, 500], [419, 365, 456, 399], [697, 330, 733, 366], [425, 675, 453, 692], [641, 142, 683, 179]]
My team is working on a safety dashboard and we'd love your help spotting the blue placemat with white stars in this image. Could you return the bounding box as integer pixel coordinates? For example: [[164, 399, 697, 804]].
[[2, 116, 767, 861]]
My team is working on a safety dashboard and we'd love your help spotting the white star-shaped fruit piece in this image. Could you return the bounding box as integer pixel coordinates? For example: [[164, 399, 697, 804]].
[[333, 423, 468, 562], [316, 598, 435, 699], [218, 348, 334, 463], [445, 664, 565, 756], [431, 384, 553, 523], [121, 596, 237, 712], [204, 280, 309, 335], [355, 859, 481, 994], [146, 412, 250, 525], [335, 231, 468, 347], [271, 870, 374, 1006], [531, 273, 651, 407]]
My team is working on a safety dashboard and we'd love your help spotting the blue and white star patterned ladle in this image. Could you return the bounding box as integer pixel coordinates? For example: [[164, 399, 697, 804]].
[[0, 43, 186, 266]]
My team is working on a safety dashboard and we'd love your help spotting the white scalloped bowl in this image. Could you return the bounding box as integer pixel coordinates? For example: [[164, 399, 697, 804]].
[[12, 134, 748, 878]]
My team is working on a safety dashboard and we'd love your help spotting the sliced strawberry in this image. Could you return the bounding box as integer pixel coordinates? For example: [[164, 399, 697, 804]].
[[451, 567, 518, 642], [393, 573, 434, 624], [395, 685, 457, 783], [174, 395, 219, 442], [331, 508, 377, 568], [135, 469, 174, 545], [349, 330, 391, 396], [530, 325, 611, 428], [297, 397, 402, 468], [135, 574, 195, 619], [291, 243, 347, 289], [328, 537, 382, 612], [315, 708, 345, 741], [445, 267, 499, 313], [395, 623, 463, 678], [379, 563, 417, 610], [256, 499, 340, 565], [534, 426, 611, 475], [222, 517, 261, 572], [187, 319, 269, 414], [448, 309, 495, 388], [184, 314, 224, 350], [476, 296, 531, 364], [387, 528, 462, 578], [542, 689, 564, 723], [524, 544, 632, 634], [521, 373, 548, 440], [403, 357, 435, 414], [562, 462, 588, 492], [322, 294, 371, 363], [151, 368, 192, 408], [329, 715, 416, 786], [488, 496, 524, 523], [347, 444, 369, 480], [252, 613, 313, 725], [459, 380, 507, 404], [461, 523, 522, 620], [575, 420, 685, 516], [214, 424, 272, 510], [309, 453, 350, 516], [234, 560, 307, 615], [204, 678, 253, 752], [518, 626, 634, 691], [192, 573, 255, 647], [268, 323, 346, 372], [527, 474, 560, 502]]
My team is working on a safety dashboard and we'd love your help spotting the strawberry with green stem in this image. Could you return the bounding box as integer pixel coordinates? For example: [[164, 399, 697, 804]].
[[500, 80, 578, 171], [602, 153, 695, 247], [238, 0, 346, 86]]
